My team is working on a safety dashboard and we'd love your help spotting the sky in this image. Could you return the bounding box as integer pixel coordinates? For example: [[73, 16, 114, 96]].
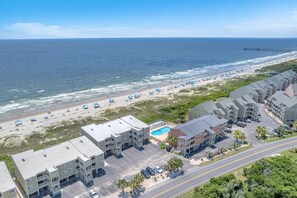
[[1, 0, 297, 39]]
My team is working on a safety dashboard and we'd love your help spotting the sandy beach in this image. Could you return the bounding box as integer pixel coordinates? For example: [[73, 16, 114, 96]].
[[1, 55, 297, 141]]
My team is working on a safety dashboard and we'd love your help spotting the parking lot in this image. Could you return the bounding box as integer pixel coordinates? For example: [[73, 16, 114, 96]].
[[50, 143, 194, 198], [232, 104, 281, 146]]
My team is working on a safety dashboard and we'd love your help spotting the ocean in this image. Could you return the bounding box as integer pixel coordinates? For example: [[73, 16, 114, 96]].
[[1, 38, 297, 120]]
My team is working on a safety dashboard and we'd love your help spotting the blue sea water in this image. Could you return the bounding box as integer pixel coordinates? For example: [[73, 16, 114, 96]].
[[0, 38, 297, 119]]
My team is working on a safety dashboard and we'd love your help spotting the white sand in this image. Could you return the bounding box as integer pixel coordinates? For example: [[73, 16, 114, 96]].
[[0, 56, 296, 141]]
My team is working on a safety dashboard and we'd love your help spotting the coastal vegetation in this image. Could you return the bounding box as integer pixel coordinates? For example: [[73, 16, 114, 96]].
[[179, 148, 297, 198], [1, 60, 296, 175]]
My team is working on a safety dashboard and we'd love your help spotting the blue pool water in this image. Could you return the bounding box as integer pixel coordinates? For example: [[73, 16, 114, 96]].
[[151, 126, 171, 136]]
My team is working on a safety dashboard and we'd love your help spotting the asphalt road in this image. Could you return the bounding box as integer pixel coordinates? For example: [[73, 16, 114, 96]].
[[141, 136, 297, 198]]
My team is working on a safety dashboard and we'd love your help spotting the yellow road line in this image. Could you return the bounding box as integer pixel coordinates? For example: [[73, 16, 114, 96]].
[[153, 139, 297, 198]]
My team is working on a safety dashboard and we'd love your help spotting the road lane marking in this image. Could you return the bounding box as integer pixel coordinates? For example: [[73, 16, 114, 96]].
[[152, 139, 297, 198]]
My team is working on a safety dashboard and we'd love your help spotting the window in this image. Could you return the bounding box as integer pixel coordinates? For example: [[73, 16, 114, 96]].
[[9, 189, 15, 193], [26, 178, 32, 183], [52, 177, 59, 182], [27, 186, 33, 190], [91, 156, 95, 160], [76, 165, 80, 169], [75, 159, 79, 163]]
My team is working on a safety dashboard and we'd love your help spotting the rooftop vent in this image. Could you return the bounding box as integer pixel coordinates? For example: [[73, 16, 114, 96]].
[[66, 146, 69, 149], [130, 117, 133, 120], [119, 122, 122, 124], [22, 159, 25, 162], [108, 125, 111, 127], [91, 128, 93, 131], [80, 140, 83, 143], [44, 154, 47, 157]]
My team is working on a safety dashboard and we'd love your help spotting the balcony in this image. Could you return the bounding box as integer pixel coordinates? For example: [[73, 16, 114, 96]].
[[37, 174, 48, 181], [38, 180, 48, 188]]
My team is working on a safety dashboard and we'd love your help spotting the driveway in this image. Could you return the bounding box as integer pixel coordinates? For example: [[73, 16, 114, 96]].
[[232, 103, 281, 146]]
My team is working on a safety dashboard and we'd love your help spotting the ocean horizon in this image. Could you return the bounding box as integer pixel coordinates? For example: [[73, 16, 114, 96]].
[[1, 38, 297, 119]]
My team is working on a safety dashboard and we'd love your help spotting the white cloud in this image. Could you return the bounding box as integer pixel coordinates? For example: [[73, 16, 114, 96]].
[[225, 11, 297, 37], [2, 22, 196, 39]]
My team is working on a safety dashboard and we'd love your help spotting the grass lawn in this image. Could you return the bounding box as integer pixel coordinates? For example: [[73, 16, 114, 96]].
[[265, 133, 297, 142], [198, 144, 254, 166]]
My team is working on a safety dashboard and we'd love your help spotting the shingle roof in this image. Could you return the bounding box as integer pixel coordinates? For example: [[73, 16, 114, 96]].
[[175, 115, 227, 140]]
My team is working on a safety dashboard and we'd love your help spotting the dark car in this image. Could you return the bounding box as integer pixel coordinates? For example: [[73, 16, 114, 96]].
[[146, 167, 155, 176], [141, 169, 150, 179]]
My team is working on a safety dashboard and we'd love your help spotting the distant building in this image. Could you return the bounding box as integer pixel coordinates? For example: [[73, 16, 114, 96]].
[[0, 161, 17, 198], [233, 95, 260, 121], [12, 136, 104, 197], [189, 101, 225, 120], [216, 98, 239, 124], [266, 91, 297, 122], [170, 115, 227, 156], [285, 83, 297, 98], [81, 115, 149, 157]]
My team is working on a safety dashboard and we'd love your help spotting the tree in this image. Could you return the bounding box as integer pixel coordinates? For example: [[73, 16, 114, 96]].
[[117, 178, 129, 196], [233, 130, 247, 143], [129, 174, 144, 192], [166, 157, 184, 172], [233, 130, 241, 143], [167, 135, 178, 147], [256, 126, 268, 139]]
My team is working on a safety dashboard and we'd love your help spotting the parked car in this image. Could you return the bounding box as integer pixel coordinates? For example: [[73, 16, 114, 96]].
[[141, 169, 150, 179], [246, 119, 251, 123], [168, 170, 184, 178], [154, 166, 164, 173], [270, 129, 279, 135], [89, 190, 99, 198], [225, 129, 232, 133], [146, 167, 155, 176], [237, 121, 247, 128], [30, 118, 37, 122]]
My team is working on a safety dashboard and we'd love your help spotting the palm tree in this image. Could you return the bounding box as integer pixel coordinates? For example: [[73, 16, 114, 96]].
[[256, 126, 268, 139], [117, 178, 129, 196], [232, 130, 242, 143], [238, 132, 247, 143]]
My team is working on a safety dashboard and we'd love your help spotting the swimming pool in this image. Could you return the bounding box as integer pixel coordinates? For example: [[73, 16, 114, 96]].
[[151, 126, 171, 136]]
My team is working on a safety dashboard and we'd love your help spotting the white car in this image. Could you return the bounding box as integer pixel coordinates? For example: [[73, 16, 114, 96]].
[[154, 166, 163, 173], [89, 190, 99, 198]]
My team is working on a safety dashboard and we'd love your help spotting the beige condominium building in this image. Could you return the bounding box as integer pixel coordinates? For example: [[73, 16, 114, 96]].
[[0, 161, 17, 198], [12, 136, 104, 198], [170, 115, 227, 157], [233, 94, 260, 122], [81, 115, 150, 157], [266, 90, 297, 122]]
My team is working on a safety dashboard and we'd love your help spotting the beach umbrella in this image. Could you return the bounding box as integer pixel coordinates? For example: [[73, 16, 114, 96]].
[[155, 88, 161, 92], [109, 99, 114, 103], [134, 94, 140, 98], [15, 120, 22, 126], [94, 103, 100, 108], [83, 104, 88, 109], [149, 91, 154, 95], [128, 95, 133, 100]]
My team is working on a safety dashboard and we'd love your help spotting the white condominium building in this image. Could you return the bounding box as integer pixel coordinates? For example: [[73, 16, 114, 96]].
[[0, 161, 17, 198], [81, 115, 150, 157], [12, 136, 104, 198]]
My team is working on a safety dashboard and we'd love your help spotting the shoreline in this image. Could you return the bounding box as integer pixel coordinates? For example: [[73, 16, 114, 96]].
[[0, 55, 297, 140]]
